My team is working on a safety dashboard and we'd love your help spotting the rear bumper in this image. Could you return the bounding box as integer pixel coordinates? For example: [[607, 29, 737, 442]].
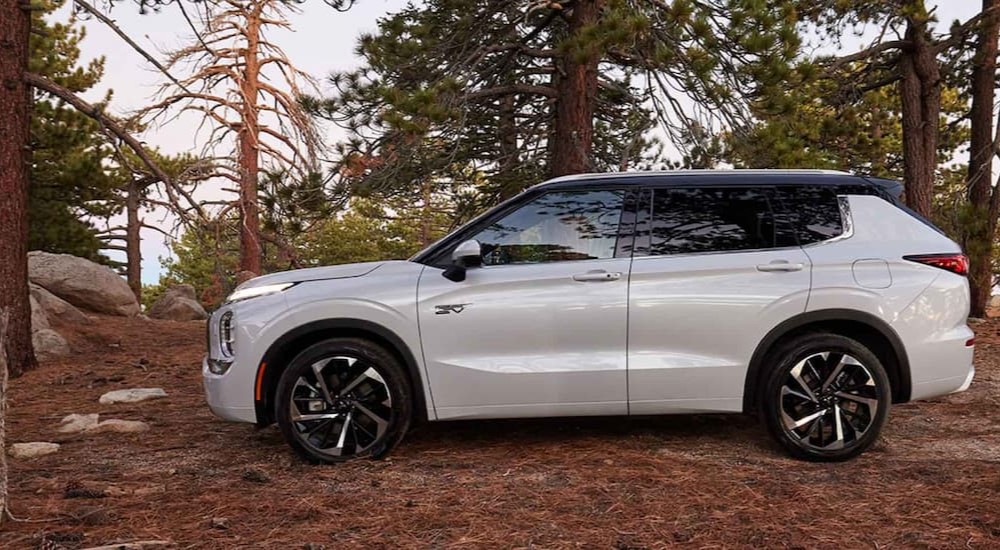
[[908, 326, 975, 401]]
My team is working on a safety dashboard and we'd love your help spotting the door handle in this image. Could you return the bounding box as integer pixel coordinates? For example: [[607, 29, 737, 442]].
[[572, 270, 622, 282], [756, 260, 805, 272]]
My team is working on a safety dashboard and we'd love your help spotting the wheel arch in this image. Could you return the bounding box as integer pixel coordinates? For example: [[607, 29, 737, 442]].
[[253, 318, 429, 426], [743, 309, 911, 414]]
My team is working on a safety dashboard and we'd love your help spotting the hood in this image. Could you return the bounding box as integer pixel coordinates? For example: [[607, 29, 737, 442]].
[[237, 261, 388, 289]]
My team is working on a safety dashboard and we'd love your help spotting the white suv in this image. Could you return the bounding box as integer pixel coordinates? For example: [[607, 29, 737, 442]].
[[203, 170, 975, 462]]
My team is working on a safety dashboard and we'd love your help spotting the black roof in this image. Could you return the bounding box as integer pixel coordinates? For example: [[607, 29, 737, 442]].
[[532, 169, 893, 192]]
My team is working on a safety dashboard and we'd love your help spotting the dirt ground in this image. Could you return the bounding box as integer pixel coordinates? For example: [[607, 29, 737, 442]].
[[1, 315, 998, 549]]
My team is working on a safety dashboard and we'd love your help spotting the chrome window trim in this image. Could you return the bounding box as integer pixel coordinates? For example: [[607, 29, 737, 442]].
[[801, 195, 854, 248], [631, 244, 804, 261]]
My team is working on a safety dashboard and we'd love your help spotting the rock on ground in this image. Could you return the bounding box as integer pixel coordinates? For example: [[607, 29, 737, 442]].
[[58, 413, 100, 434], [32, 328, 70, 361], [9, 442, 60, 459], [147, 284, 207, 321], [28, 251, 140, 317], [99, 388, 168, 404], [90, 419, 150, 433], [30, 294, 50, 333], [30, 282, 91, 324]]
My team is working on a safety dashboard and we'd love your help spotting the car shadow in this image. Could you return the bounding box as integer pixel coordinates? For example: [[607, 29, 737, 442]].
[[399, 413, 773, 456]]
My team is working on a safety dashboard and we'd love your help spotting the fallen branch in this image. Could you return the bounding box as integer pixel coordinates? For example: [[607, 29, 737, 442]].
[[0, 310, 7, 526], [80, 541, 172, 550]]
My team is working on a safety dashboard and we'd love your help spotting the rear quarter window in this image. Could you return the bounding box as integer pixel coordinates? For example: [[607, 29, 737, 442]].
[[771, 186, 844, 246]]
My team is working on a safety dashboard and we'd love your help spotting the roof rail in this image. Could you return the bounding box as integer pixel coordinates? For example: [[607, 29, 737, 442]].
[[535, 169, 851, 187]]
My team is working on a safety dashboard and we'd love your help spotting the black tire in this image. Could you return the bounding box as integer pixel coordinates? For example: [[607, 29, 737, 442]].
[[275, 338, 412, 463], [761, 333, 891, 461]]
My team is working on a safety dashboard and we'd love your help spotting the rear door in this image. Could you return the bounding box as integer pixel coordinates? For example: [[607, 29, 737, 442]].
[[627, 186, 812, 414]]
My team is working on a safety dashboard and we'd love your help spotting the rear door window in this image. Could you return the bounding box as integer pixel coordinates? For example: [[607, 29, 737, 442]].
[[646, 187, 776, 255]]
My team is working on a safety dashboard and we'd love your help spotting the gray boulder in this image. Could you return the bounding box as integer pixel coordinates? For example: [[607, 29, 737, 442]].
[[28, 251, 140, 317], [147, 284, 207, 321], [30, 282, 91, 324], [30, 294, 50, 333], [33, 328, 70, 360]]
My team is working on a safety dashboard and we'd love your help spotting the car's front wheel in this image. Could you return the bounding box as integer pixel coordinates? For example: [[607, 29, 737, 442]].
[[761, 333, 891, 461], [275, 338, 412, 463]]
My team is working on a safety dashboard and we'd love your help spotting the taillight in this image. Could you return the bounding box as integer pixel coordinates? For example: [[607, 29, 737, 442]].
[[903, 253, 969, 276]]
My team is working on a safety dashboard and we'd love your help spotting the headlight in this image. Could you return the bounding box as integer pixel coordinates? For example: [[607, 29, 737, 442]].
[[224, 282, 296, 304], [220, 311, 235, 356]]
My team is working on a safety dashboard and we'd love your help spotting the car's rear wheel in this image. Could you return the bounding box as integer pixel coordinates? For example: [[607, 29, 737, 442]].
[[761, 333, 890, 461], [275, 338, 412, 463]]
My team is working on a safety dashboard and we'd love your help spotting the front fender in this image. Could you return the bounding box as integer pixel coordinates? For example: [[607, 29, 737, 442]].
[[250, 263, 435, 423]]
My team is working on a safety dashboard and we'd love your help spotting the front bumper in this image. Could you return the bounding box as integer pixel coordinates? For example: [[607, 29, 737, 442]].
[[203, 355, 257, 423]]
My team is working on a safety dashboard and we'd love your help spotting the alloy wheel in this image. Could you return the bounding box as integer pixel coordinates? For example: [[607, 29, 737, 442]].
[[288, 355, 393, 458], [779, 351, 881, 452]]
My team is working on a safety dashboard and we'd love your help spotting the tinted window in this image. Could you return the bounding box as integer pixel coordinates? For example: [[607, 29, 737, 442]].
[[472, 190, 625, 266], [772, 186, 843, 246], [648, 187, 775, 255]]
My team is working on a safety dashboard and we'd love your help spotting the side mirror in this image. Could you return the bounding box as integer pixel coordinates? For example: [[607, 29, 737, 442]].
[[443, 239, 481, 282]]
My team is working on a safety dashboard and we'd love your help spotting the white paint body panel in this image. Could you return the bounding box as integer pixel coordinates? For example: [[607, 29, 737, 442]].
[[804, 196, 974, 399], [203, 194, 974, 426], [417, 258, 630, 419], [627, 248, 811, 414]]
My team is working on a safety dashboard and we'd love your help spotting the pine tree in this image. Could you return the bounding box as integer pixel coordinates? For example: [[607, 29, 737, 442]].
[[309, 0, 800, 203], [28, 1, 120, 262], [0, 0, 37, 380], [142, 0, 325, 276], [962, 0, 1000, 316], [724, 75, 969, 182]]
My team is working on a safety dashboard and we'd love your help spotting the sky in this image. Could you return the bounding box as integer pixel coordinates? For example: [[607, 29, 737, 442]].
[[54, 0, 980, 284]]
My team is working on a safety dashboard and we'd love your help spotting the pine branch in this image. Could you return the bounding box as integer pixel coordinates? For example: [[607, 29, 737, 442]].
[[23, 72, 211, 226], [71, 0, 189, 93]]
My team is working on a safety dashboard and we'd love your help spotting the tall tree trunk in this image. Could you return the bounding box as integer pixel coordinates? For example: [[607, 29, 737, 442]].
[[550, 0, 602, 178], [125, 179, 142, 302], [420, 178, 432, 247], [0, 0, 37, 378], [238, 2, 263, 275], [497, 91, 520, 199], [964, 0, 1000, 317], [897, 14, 940, 217]]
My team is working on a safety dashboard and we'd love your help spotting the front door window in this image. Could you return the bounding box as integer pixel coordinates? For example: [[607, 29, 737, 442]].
[[470, 190, 625, 266]]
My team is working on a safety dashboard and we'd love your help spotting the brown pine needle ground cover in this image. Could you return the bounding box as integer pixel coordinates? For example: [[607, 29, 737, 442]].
[[2, 315, 999, 549]]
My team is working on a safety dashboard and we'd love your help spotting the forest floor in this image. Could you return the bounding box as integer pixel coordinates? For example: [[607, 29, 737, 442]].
[[2, 315, 999, 549]]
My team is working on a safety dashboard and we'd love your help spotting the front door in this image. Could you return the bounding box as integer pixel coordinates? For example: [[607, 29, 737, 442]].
[[418, 189, 632, 420]]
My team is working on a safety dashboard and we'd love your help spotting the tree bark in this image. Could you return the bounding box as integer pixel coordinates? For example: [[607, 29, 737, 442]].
[[550, 0, 602, 178], [897, 14, 941, 218], [126, 179, 142, 302], [420, 178, 432, 247], [0, 0, 37, 378], [496, 91, 520, 199], [965, 0, 1000, 317], [238, 2, 263, 275]]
